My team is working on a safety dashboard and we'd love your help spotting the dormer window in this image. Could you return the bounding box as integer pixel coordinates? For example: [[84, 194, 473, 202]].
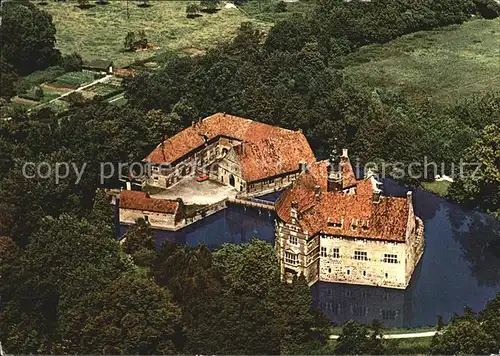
[[351, 219, 358, 231], [362, 220, 369, 232], [328, 221, 343, 229]]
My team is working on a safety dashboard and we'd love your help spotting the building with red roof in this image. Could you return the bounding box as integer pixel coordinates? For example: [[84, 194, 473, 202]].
[[144, 113, 315, 196], [119, 190, 184, 230], [275, 149, 424, 289]]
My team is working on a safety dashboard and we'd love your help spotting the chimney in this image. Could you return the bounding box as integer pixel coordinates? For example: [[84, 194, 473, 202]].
[[314, 185, 321, 201], [291, 200, 299, 220], [126, 181, 131, 191], [365, 167, 376, 179], [191, 120, 196, 127], [241, 142, 245, 155], [299, 161, 307, 173], [407, 190, 413, 201], [327, 155, 343, 192], [342, 148, 348, 158]]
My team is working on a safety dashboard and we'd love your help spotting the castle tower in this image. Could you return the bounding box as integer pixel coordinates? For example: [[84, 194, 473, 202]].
[[327, 149, 343, 192]]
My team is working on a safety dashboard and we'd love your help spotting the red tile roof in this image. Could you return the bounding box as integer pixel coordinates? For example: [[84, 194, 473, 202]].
[[119, 190, 179, 214], [276, 160, 411, 242], [144, 113, 316, 182]]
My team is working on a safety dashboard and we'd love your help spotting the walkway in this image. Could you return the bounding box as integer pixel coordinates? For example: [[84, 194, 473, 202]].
[[329, 330, 438, 340], [228, 197, 275, 211], [33, 74, 113, 109]]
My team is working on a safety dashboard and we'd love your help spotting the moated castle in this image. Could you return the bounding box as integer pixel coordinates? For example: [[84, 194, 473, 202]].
[[117, 113, 424, 289]]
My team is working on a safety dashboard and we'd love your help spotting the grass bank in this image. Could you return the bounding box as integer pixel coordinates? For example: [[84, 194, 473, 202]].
[[421, 181, 452, 196], [343, 18, 500, 107], [40, 1, 268, 68]]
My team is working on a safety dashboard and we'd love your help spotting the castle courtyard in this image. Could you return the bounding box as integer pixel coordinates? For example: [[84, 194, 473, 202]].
[[149, 176, 237, 206]]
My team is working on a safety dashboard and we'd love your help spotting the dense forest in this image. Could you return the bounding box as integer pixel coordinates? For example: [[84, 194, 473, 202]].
[[124, 0, 500, 216], [0, 0, 499, 354]]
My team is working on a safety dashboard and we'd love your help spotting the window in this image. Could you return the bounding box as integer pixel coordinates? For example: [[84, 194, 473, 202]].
[[320, 247, 327, 257], [381, 309, 397, 320], [347, 269, 350, 275], [328, 221, 342, 228], [383, 254, 398, 263], [353, 305, 368, 317], [332, 248, 340, 258], [363, 271, 366, 276], [289, 236, 298, 245], [285, 252, 298, 265], [353, 251, 368, 261], [385, 273, 388, 278], [144, 215, 149, 223]]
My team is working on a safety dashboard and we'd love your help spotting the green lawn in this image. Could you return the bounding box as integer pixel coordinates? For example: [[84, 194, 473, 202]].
[[40, 87, 67, 103], [53, 70, 99, 87], [421, 181, 452, 196], [107, 93, 127, 106], [343, 18, 500, 107], [40, 1, 269, 68], [39, 99, 70, 114], [90, 83, 120, 96], [330, 325, 436, 336], [14, 66, 65, 94], [238, 0, 316, 23]]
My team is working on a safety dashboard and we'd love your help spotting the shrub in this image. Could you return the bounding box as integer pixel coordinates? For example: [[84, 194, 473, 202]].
[[61, 52, 83, 72], [67, 92, 86, 106], [14, 66, 65, 94], [275, 1, 287, 13], [474, 0, 500, 18], [186, 3, 201, 18], [19, 85, 44, 101]]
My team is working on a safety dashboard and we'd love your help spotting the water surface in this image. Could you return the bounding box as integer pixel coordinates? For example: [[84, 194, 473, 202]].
[[119, 184, 500, 327]]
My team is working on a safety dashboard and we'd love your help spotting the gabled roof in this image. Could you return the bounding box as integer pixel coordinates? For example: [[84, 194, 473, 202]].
[[144, 113, 316, 182], [276, 160, 411, 242], [119, 190, 179, 214]]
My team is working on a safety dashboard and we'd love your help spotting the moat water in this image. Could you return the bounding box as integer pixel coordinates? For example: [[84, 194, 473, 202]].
[[119, 181, 500, 328]]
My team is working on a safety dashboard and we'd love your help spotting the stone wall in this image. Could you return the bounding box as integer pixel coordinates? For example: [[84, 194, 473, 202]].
[[148, 140, 223, 188], [247, 171, 299, 197], [275, 193, 425, 290], [275, 215, 320, 286], [217, 149, 246, 192], [120, 208, 177, 230], [318, 235, 408, 289]]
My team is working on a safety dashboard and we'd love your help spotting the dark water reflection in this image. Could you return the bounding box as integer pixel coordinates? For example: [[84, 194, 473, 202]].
[[119, 183, 500, 327]]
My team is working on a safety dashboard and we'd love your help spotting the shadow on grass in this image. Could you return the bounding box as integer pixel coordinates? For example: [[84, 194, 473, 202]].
[[76, 4, 96, 10], [187, 14, 203, 19], [200, 8, 221, 14]]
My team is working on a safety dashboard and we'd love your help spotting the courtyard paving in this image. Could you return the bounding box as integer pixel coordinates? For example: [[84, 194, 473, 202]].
[[150, 177, 237, 205]]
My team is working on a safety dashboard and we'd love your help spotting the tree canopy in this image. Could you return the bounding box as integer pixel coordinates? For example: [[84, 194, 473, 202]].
[[0, 2, 60, 75]]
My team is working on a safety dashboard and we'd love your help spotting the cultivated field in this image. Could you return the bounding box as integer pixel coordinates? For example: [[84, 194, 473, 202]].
[[40, 1, 268, 68], [343, 18, 500, 107]]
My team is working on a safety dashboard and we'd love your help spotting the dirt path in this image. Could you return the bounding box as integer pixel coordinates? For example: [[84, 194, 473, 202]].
[[329, 330, 438, 340], [32, 74, 113, 110]]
